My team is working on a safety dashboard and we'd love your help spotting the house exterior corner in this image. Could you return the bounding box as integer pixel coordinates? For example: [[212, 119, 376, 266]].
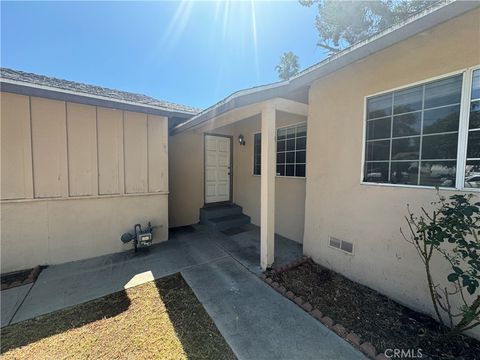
[[302, 8, 480, 338]]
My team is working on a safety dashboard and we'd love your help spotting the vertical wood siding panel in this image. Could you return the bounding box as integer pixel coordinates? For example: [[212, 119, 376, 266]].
[[31, 97, 68, 198], [148, 115, 168, 192], [124, 111, 148, 193], [66, 103, 98, 196], [0, 93, 33, 199], [97, 108, 122, 195]]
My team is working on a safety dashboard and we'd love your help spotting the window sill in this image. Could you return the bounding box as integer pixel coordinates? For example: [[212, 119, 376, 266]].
[[360, 181, 480, 192]]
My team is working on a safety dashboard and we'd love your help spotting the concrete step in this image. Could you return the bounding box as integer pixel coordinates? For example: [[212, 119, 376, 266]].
[[200, 204, 243, 223], [206, 214, 251, 231]]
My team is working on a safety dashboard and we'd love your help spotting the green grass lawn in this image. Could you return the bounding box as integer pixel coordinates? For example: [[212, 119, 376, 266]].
[[1, 273, 236, 360]]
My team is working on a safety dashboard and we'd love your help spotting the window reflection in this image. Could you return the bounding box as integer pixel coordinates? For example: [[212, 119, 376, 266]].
[[390, 161, 418, 185], [364, 74, 462, 186], [254, 123, 307, 178], [465, 161, 480, 188], [465, 69, 480, 189], [364, 162, 389, 183], [420, 162, 456, 188]]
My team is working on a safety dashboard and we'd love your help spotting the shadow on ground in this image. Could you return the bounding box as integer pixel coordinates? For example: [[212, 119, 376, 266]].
[[1, 273, 236, 360], [154, 273, 237, 360], [1, 287, 131, 353]]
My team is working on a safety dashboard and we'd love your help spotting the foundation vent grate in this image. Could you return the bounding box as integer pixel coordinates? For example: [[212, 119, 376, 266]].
[[329, 236, 354, 254]]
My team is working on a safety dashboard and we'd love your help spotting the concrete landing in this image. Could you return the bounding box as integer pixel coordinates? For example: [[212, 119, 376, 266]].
[[1, 225, 366, 359]]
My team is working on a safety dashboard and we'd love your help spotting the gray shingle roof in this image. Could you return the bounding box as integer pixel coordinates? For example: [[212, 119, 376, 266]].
[[0, 68, 201, 114]]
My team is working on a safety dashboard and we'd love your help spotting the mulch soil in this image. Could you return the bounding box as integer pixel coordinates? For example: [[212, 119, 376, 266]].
[[269, 259, 480, 360], [1, 273, 237, 360]]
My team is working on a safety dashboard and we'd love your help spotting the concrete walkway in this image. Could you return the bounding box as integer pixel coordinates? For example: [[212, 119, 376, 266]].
[[1, 224, 366, 360]]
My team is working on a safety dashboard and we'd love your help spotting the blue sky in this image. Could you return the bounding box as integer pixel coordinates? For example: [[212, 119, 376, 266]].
[[1, 1, 326, 109]]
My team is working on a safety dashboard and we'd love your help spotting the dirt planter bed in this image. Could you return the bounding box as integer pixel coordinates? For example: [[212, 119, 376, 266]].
[[261, 258, 480, 360]]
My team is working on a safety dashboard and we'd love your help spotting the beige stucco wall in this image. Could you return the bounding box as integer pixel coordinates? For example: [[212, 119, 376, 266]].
[[304, 9, 480, 336], [1, 93, 169, 272], [1, 195, 168, 272], [169, 111, 306, 243]]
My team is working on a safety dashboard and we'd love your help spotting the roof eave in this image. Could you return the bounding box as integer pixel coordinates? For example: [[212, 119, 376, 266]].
[[172, 0, 479, 134], [289, 0, 478, 88], [0, 79, 198, 119]]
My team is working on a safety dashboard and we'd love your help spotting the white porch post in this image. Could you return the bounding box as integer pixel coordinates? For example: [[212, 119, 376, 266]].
[[260, 101, 276, 270]]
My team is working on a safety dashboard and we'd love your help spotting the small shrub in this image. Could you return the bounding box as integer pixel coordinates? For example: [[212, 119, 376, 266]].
[[402, 193, 480, 334]]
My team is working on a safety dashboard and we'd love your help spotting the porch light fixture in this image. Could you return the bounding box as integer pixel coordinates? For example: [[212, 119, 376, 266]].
[[238, 134, 246, 146]]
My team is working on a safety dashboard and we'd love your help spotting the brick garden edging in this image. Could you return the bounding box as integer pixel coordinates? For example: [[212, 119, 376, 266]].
[[259, 257, 388, 360]]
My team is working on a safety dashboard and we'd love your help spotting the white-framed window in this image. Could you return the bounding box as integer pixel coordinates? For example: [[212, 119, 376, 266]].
[[253, 123, 307, 177], [465, 69, 480, 189], [362, 67, 480, 191]]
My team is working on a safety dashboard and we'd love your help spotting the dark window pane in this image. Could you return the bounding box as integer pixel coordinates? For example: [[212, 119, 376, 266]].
[[424, 75, 462, 109], [390, 161, 419, 185], [472, 69, 480, 100], [366, 117, 391, 140], [276, 164, 285, 176], [391, 137, 420, 160], [254, 133, 261, 175], [286, 139, 295, 151], [295, 164, 306, 177], [277, 129, 286, 140], [366, 140, 390, 161], [254, 137, 261, 171], [393, 85, 422, 114], [277, 152, 285, 164], [419, 161, 456, 187], [465, 160, 480, 189], [286, 152, 295, 164], [363, 162, 389, 183], [367, 94, 392, 119], [296, 137, 306, 150], [421, 133, 458, 160], [296, 150, 306, 163], [467, 131, 480, 159], [470, 101, 480, 129], [393, 112, 421, 137], [287, 128, 296, 139], [277, 140, 286, 152], [297, 125, 307, 137], [423, 105, 460, 134], [285, 165, 295, 176]]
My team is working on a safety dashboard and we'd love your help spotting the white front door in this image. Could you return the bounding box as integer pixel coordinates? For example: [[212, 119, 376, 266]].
[[205, 135, 231, 203]]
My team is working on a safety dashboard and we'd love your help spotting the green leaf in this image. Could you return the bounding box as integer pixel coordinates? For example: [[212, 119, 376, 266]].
[[447, 273, 459, 282], [452, 266, 463, 274], [467, 284, 476, 295]]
